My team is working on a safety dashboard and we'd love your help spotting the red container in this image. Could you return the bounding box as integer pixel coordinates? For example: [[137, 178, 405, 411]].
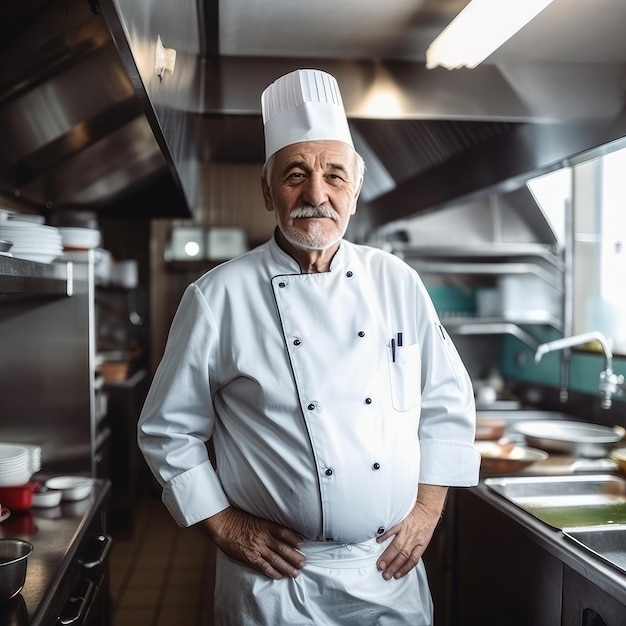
[[0, 482, 39, 511]]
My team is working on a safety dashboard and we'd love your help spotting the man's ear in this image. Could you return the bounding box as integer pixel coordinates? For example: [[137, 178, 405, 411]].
[[261, 178, 275, 213]]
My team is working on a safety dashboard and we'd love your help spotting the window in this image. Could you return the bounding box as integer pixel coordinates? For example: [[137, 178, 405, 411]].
[[573, 148, 626, 354], [527, 144, 626, 355]]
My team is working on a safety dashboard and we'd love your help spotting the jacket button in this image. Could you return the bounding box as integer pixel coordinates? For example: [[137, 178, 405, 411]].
[[358, 331, 365, 337], [346, 271, 353, 278], [372, 462, 381, 470], [278, 281, 286, 288], [377, 527, 385, 535], [307, 403, 316, 411], [293, 338, 301, 346], [365, 397, 372, 404], [325, 468, 333, 476]]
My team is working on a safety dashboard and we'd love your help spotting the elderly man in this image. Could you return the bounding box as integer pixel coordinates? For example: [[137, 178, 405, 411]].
[[138, 69, 480, 625]]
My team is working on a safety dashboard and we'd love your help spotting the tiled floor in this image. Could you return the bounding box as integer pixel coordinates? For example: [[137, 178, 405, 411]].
[[109, 494, 217, 626]]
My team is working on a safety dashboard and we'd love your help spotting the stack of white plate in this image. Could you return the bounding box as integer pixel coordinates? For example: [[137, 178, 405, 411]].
[[20, 444, 42, 475], [0, 444, 36, 486], [0, 220, 63, 263]]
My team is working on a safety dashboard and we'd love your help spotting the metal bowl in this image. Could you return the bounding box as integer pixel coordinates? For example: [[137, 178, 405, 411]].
[[514, 420, 625, 458], [0, 539, 33, 601]]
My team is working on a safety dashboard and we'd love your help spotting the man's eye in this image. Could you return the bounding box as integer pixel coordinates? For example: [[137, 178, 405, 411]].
[[327, 174, 345, 182], [287, 172, 305, 180]]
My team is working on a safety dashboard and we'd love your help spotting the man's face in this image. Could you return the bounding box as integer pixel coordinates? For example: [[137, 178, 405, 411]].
[[262, 140, 362, 251]]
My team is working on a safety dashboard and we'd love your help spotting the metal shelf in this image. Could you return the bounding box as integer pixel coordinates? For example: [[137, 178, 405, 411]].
[[408, 260, 563, 291], [392, 243, 562, 262], [0, 256, 72, 296], [442, 318, 563, 350]]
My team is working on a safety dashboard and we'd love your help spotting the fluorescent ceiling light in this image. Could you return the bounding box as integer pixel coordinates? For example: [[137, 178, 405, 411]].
[[426, 0, 555, 70]]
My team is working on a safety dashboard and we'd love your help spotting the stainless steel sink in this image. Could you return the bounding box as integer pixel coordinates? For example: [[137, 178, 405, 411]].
[[485, 474, 626, 529], [563, 525, 626, 574]]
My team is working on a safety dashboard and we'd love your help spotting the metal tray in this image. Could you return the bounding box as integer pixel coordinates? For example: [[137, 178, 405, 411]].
[[485, 474, 626, 529], [563, 525, 626, 574]]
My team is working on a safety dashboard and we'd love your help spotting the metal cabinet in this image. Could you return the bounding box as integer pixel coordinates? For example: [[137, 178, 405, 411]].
[[453, 488, 563, 626], [562, 565, 626, 626]]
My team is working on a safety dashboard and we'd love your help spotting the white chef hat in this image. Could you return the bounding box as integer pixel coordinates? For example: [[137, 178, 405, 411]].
[[261, 69, 354, 160]]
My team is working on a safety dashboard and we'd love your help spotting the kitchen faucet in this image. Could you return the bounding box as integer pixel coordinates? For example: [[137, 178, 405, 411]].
[[534, 331, 624, 409]]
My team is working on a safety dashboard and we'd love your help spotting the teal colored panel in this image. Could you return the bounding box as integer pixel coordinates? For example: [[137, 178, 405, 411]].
[[426, 285, 475, 316], [501, 333, 626, 400]]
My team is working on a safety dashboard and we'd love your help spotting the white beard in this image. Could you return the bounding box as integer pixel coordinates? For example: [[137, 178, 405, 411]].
[[278, 205, 345, 250], [281, 220, 344, 250]]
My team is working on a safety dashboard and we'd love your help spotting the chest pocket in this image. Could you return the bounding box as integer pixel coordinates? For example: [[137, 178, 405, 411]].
[[387, 342, 421, 412]]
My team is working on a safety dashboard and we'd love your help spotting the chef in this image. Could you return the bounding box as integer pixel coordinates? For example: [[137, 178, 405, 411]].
[[138, 68, 480, 625]]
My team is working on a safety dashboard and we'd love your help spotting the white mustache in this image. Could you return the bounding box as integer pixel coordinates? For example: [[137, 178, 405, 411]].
[[290, 205, 339, 221]]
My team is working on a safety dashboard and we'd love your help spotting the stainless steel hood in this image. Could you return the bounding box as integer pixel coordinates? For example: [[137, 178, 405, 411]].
[[0, 0, 191, 218], [102, 0, 626, 231], [1, 0, 625, 227]]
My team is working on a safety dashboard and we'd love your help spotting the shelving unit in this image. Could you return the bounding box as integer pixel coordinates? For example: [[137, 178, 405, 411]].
[[0, 255, 73, 296], [394, 243, 565, 348], [0, 252, 98, 476]]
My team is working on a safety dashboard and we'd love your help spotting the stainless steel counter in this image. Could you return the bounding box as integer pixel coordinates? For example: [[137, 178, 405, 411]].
[[473, 477, 626, 605], [0, 479, 111, 626]]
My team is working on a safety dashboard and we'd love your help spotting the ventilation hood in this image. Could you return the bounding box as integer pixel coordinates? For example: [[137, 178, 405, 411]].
[[0, 0, 191, 218], [1, 0, 625, 228]]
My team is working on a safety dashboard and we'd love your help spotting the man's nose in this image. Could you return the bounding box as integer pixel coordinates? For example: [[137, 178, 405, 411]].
[[301, 175, 328, 207]]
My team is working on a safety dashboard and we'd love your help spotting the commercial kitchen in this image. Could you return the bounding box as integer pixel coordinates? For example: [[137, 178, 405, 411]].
[[1, 0, 626, 624]]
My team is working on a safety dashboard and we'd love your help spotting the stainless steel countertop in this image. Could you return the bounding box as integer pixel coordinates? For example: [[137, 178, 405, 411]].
[[0, 479, 110, 625], [473, 477, 626, 604]]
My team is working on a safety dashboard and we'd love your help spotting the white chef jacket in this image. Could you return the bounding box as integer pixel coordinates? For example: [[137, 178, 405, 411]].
[[138, 234, 480, 542]]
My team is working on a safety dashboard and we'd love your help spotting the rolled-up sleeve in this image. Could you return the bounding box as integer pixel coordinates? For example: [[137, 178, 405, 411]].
[[416, 288, 481, 487], [138, 284, 231, 526]]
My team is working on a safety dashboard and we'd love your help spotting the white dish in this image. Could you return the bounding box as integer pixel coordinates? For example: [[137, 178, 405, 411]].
[[0, 208, 15, 222], [0, 444, 29, 462], [32, 489, 63, 508], [45, 476, 93, 501], [0, 506, 10, 523], [12, 252, 59, 264], [0, 471, 30, 482], [58, 227, 101, 249], [10, 214, 45, 224]]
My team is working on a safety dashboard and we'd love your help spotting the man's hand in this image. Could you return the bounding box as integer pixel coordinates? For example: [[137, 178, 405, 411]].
[[201, 506, 307, 580], [376, 484, 448, 581]]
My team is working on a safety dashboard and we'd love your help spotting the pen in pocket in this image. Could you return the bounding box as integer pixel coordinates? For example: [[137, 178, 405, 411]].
[[391, 332, 403, 362]]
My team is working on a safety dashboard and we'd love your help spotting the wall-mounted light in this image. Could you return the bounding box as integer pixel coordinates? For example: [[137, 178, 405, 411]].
[[425, 0, 555, 70]]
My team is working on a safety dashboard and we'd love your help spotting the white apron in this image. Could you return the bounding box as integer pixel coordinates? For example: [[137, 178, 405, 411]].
[[213, 538, 433, 626]]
